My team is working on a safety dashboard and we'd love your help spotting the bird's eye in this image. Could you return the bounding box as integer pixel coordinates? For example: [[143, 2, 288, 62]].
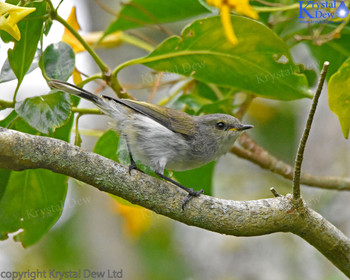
[[216, 122, 226, 130]]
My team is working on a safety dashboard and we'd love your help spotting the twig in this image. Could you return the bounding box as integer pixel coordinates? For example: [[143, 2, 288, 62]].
[[128, 30, 158, 47], [235, 94, 254, 120], [293, 61, 330, 199], [231, 141, 350, 191], [123, 79, 180, 90], [270, 187, 281, 197], [148, 72, 163, 103], [294, 19, 350, 46], [94, 0, 118, 16], [75, 113, 83, 147], [253, 0, 285, 7], [121, 2, 173, 36]]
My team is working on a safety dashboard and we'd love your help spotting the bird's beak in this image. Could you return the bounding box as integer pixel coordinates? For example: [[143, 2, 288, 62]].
[[238, 124, 254, 131], [229, 124, 254, 131]]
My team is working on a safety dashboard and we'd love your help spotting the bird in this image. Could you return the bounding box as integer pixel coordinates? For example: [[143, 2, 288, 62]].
[[49, 80, 253, 209]]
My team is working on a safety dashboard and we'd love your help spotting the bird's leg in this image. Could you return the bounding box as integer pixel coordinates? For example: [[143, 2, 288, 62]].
[[155, 172, 204, 210], [127, 145, 144, 175]]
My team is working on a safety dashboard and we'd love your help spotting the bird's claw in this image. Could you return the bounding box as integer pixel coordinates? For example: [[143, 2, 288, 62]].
[[128, 162, 144, 175], [181, 189, 204, 210]]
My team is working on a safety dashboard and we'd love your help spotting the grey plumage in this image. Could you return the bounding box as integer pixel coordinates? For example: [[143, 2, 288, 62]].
[[49, 80, 253, 209]]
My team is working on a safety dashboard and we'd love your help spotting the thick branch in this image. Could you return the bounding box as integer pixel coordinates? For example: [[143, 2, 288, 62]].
[[0, 128, 349, 277]]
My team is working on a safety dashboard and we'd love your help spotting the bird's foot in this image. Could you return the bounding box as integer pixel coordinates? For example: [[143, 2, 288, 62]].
[[181, 189, 204, 210], [128, 161, 144, 175]]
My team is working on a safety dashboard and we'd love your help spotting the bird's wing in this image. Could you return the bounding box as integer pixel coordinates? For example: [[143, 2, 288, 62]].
[[104, 97, 195, 137], [48, 80, 195, 136]]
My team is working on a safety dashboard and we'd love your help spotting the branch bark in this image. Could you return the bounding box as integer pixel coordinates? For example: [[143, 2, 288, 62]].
[[0, 128, 349, 277]]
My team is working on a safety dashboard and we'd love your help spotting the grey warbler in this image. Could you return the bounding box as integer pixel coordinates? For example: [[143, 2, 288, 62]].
[[49, 80, 253, 209]]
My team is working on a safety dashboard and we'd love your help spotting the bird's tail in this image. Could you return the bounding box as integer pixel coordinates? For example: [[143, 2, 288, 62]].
[[49, 79, 105, 106], [49, 79, 130, 126]]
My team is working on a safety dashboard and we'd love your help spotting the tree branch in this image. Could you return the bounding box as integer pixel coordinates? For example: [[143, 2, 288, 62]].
[[0, 128, 349, 276], [293, 61, 329, 199], [232, 134, 350, 191]]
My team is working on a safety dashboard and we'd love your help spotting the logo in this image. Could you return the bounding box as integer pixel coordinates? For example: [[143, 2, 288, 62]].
[[298, 1, 349, 23]]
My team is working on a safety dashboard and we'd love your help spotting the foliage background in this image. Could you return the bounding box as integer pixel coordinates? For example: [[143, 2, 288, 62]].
[[0, 0, 349, 279]]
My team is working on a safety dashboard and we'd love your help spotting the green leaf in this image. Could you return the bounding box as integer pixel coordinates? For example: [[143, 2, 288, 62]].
[[12, 116, 39, 135], [1, 98, 76, 142], [0, 49, 41, 83], [104, 0, 209, 36], [0, 169, 11, 202], [0, 110, 38, 135], [7, 1, 46, 86], [94, 130, 120, 161], [173, 161, 215, 196], [198, 0, 218, 13], [170, 81, 235, 115], [52, 114, 75, 143], [297, 64, 317, 87], [0, 169, 67, 247], [172, 94, 212, 115], [191, 81, 219, 101], [125, 16, 312, 100], [169, 81, 217, 114], [328, 57, 350, 139], [49, 87, 80, 142], [0, 110, 18, 128], [15, 92, 72, 134], [43, 17, 53, 36], [39, 42, 75, 81], [198, 97, 234, 115]]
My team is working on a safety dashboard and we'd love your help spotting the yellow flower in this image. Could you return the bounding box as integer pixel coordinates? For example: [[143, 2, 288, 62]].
[[112, 200, 151, 240], [0, 2, 35, 41], [220, 4, 238, 45], [62, 7, 122, 54], [206, 0, 258, 46], [62, 7, 83, 53]]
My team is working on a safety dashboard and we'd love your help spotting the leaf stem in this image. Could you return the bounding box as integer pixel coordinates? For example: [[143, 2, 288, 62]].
[[292, 61, 330, 200], [119, 32, 155, 53], [253, 1, 319, 13], [253, 3, 300, 13], [112, 57, 143, 78], [0, 100, 15, 110], [13, 82, 21, 103], [74, 128, 104, 137], [47, 1, 126, 97], [46, 0, 109, 75], [77, 74, 104, 88], [71, 107, 103, 115]]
